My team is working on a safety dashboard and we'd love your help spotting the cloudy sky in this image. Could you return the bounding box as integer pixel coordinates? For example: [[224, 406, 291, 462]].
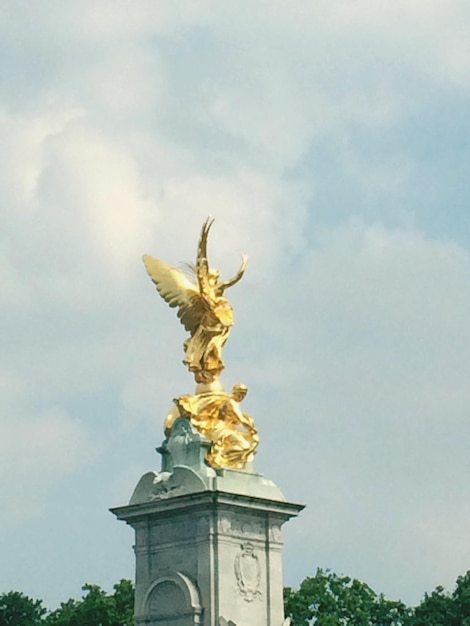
[[1, 0, 470, 611]]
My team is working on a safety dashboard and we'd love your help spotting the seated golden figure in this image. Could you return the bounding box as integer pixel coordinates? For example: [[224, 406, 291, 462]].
[[169, 383, 259, 470]]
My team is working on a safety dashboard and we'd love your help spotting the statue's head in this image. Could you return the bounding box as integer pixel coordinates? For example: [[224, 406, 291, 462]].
[[232, 383, 248, 402]]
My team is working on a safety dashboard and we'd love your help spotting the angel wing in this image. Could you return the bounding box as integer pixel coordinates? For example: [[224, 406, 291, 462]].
[[142, 254, 208, 334]]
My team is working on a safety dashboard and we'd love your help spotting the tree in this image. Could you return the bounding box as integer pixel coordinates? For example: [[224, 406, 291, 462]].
[[409, 570, 470, 626], [45, 580, 134, 626], [409, 585, 456, 626], [0, 590, 47, 626], [370, 594, 412, 626], [111, 580, 134, 626], [284, 568, 410, 625], [452, 570, 470, 624], [1, 569, 469, 625]]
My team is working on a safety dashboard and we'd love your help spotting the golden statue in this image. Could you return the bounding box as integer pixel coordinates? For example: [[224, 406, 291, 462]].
[[143, 218, 247, 385], [144, 219, 258, 470], [170, 384, 258, 470]]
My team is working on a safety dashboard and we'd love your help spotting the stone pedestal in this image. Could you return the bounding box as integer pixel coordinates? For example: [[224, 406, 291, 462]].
[[111, 418, 304, 626]]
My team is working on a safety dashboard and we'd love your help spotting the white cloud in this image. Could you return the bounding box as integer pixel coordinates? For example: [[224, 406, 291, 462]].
[[2, 0, 470, 610], [38, 121, 158, 279], [245, 223, 470, 601], [0, 107, 81, 210], [0, 407, 94, 528]]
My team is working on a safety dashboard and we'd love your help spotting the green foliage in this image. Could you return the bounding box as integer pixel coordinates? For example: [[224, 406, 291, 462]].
[[409, 585, 455, 626], [44, 580, 134, 626], [0, 580, 133, 626], [110, 580, 134, 626], [2, 570, 470, 625], [0, 590, 47, 626], [453, 571, 470, 624], [285, 569, 470, 625], [284, 568, 410, 625], [409, 571, 470, 626]]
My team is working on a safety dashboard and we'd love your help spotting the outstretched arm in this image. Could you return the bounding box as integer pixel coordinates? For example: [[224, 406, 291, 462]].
[[217, 254, 248, 294]]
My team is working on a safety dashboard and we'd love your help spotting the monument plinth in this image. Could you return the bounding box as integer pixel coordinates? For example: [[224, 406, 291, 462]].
[[111, 220, 304, 625]]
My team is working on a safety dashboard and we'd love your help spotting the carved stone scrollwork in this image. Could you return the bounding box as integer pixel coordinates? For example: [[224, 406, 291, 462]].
[[218, 516, 231, 533], [270, 524, 282, 542], [241, 520, 263, 536], [196, 516, 210, 536], [234, 542, 262, 602], [219, 514, 264, 539]]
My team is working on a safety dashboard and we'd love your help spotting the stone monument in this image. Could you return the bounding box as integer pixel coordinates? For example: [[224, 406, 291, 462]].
[[111, 219, 304, 625]]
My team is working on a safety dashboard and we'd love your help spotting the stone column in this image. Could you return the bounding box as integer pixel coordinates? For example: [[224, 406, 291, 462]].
[[111, 418, 304, 626]]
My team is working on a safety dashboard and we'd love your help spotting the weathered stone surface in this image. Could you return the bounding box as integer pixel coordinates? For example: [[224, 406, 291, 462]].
[[111, 418, 304, 625]]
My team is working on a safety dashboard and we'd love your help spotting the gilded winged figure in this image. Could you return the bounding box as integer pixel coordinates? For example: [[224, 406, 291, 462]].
[[143, 218, 247, 384]]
